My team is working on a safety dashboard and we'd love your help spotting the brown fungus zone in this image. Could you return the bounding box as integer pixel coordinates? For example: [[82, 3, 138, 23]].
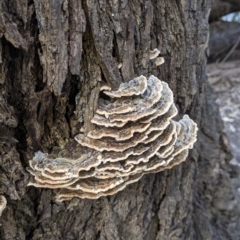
[[27, 75, 198, 201]]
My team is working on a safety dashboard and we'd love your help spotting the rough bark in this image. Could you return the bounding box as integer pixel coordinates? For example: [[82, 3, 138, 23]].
[[0, 0, 234, 239]]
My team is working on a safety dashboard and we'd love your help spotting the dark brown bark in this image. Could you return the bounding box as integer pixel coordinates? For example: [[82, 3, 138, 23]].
[[0, 0, 235, 239]]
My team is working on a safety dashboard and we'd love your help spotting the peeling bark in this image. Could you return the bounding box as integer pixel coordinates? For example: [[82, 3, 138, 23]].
[[0, 2, 28, 50], [33, 0, 69, 95], [68, 0, 86, 75]]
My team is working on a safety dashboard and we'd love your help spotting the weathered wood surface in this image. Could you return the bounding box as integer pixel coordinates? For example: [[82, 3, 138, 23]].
[[0, 0, 235, 239]]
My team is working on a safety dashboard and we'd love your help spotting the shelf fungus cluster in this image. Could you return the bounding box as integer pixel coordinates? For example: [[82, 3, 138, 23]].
[[27, 75, 198, 201]]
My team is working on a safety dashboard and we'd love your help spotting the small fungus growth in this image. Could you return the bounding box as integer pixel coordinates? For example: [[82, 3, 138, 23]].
[[0, 195, 7, 216], [27, 56, 198, 201]]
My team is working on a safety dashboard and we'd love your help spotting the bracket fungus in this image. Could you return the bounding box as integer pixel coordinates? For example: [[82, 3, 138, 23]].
[[27, 65, 198, 201]]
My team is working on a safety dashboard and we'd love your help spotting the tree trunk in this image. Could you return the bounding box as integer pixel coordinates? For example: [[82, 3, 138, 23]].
[[0, 0, 234, 239]]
